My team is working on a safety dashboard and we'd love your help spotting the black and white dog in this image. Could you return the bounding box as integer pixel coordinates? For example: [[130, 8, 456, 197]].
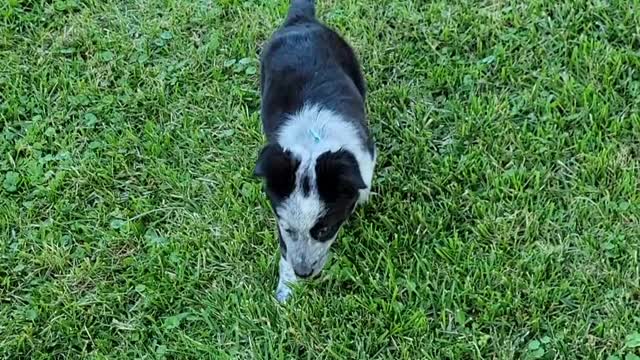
[[255, 0, 375, 302]]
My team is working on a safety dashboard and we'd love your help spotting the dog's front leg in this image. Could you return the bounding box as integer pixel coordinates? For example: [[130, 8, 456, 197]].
[[357, 187, 371, 205], [276, 256, 297, 302]]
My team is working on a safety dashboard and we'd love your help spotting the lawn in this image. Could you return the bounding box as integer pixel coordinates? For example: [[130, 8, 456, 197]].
[[1, 0, 639, 358]]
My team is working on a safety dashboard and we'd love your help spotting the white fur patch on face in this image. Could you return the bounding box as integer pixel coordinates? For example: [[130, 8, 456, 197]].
[[277, 187, 324, 236], [277, 184, 329, 276]]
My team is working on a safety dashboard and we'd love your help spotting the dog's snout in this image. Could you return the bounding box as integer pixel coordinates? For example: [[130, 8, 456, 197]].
[[293, 263, 314, 278]]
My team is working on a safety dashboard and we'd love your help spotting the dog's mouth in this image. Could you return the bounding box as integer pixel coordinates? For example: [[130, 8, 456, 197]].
[[297, 270, 322, 280], [310, 255, 330, 278]]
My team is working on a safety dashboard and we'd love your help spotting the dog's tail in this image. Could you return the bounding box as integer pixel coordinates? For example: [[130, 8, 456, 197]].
[[285, 0, 315, 24]]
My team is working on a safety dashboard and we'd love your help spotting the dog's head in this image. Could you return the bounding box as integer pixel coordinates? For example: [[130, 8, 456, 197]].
[[255, 143, 365, 278]]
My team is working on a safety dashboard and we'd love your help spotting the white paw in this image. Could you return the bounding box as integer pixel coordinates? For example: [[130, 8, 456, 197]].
[[358, 188, 372, 205], [275, 284, 292, 303]]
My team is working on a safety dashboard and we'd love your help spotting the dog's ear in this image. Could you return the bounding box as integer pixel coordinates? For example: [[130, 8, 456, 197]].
[[254, 143, 279, 178], [255, 143, 300, 198], [315, 149, 365, 202]]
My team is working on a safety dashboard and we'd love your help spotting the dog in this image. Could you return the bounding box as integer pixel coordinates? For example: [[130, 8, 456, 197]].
[[255, 0, 375, 302]]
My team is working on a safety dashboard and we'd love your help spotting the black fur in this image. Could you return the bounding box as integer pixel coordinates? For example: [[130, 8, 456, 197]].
[[259, 0, 374, 154], [278, 228, 287, 257], [301, 175, 311, 196], [254, 143, 300, 201], [315, 149, 366, 202], [285, 0, 316, 24], [310, 149, 365, 241]]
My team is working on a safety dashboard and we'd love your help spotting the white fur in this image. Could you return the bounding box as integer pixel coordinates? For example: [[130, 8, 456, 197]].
[[276, 257, 296, 302], [277, 104, 376, 194], [276, 185, 324, 237]]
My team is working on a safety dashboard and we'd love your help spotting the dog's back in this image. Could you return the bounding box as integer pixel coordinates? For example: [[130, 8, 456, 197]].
[[260, 0, 371, 151]]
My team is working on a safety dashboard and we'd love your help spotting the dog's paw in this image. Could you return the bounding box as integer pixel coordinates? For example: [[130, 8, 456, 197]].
[[357, 188, 372, 205], [275, 285, 292, 303]]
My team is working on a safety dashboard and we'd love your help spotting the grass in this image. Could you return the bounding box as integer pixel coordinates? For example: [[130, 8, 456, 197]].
[[1, 0, 639, 358]]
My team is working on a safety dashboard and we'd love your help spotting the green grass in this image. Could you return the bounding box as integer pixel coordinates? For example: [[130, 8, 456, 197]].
[[1, 0, 639, 358]]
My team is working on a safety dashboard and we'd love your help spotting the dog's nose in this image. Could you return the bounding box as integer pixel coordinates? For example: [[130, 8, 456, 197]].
[[294, 270, 313, 279], [293, 266, 313, 278]]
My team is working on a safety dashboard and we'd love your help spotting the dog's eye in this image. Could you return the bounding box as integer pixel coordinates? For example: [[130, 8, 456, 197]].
[[311, 223, 338, 241], [284, 228, 294, 235], [316, 227, 329, 238]]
